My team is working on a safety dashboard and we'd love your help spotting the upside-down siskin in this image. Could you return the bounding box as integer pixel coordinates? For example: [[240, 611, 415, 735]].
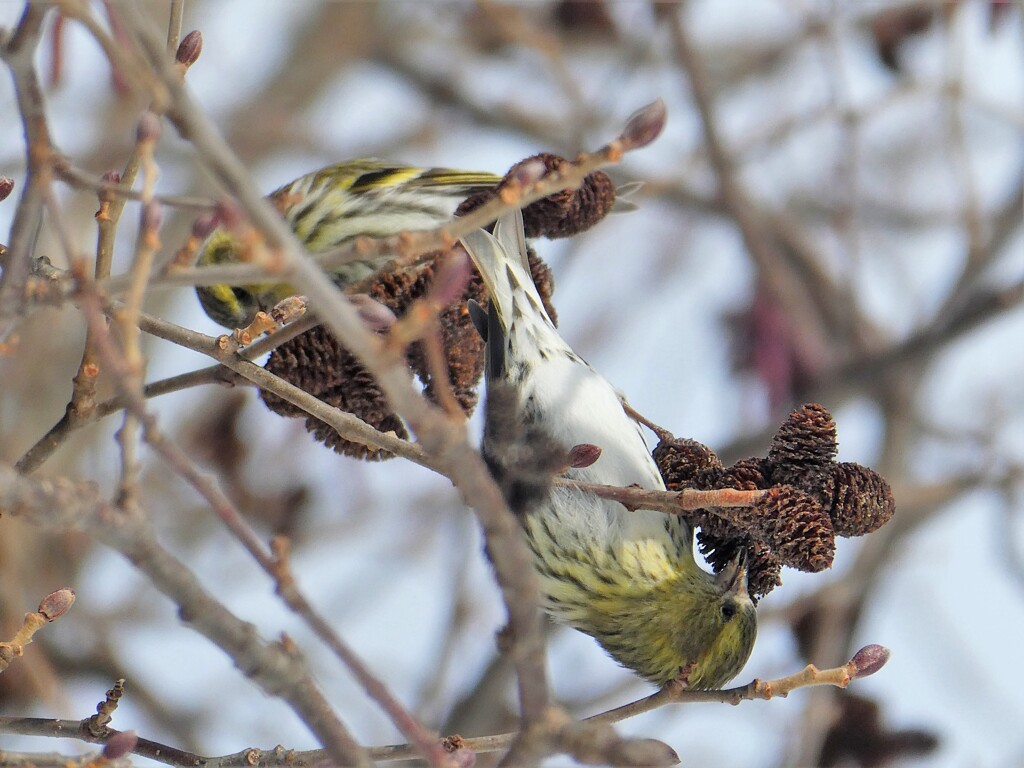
[[462, 212, 757, 688]]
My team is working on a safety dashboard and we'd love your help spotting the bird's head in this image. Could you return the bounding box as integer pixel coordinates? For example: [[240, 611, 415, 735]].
[[194, 230, 286, 329], [596, 547, 758, 689], [681, 549, 758, 690]]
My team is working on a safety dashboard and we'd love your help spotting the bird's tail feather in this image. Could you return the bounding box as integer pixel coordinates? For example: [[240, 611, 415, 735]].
[[460, 210, 553, 335]]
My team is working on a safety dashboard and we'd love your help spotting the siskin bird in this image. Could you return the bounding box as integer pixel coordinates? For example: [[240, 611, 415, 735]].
[[195, 159, 502, 329], [461, 211, 757, 688]]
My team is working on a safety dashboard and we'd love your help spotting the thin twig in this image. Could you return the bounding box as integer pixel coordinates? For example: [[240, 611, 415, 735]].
[[117, 3, 558, 743], [102, 135, 653, 301], [0, 462, 373, 768], [0, 640, 883, 768], [76, 276, 455, 766], [54, 160, 214, 212], [553, 477, 766, 516], [166, 0, 185, 53], [0, 4, 51, 341]]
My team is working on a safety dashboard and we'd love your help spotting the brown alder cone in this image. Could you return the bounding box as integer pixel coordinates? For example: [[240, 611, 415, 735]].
[[690, 458, 788, 600], [456, 152, 619, 240], [753, 485, 835, 573], [819, 461, 896, 537], [651, 436, 722, 488], [651, 403, 894, 599], [259, 151, 622, 459], [767, 403, 838, 484]]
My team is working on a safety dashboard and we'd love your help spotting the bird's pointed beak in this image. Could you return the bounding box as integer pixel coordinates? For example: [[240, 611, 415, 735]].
[[716, 549, 749, 596]]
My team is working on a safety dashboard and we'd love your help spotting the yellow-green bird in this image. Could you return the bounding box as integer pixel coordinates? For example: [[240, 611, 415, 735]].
[[462, 211, 757, 688], [195, 159, 502, 328]]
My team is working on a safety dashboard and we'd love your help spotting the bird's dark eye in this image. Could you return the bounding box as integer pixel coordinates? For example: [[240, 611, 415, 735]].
[[721, 601, 738, 622], [227, 288, 260, 323], [232, 287, 256, 308], [195, 284, 260, 329]]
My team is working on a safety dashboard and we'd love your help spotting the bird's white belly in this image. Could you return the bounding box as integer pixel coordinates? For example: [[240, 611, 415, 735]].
[[520, 355, 673, 547]]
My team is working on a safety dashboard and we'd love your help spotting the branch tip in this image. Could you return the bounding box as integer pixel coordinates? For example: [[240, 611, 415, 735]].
[[175, 30, 203, 68], [568, 443, 602, 469], [214, 198, 245, 231], [348, 294, 397, 332], [141, 199, 163, 232], [191, 211, 218, 239], [429, 248, 472, 307], [38, 587, 76, 621], [619, 98, 667, 150], [850, 644, 890, 678], [510, 157, 549, 188], [136, 110, 162, 144]]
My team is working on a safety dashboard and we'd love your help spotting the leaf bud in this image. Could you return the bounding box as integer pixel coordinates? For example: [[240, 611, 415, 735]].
[[214, 198, 246, 231], [850, 644, 890, 678], [175, 30, 203, 68], [141, 200, 163, 233], [38, 587, 76, 621], [136, 110, 162, 144], [348, 294, 397, 332], [102, 730, 138, 760], [619, 98, 667, 150], [568, 443, 602, 469], [191, 212, 219, 240], [509, 157, 548, 188], [429, 249, 471, 307]]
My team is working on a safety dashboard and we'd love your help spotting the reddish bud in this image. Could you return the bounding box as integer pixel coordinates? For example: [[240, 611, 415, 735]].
[[38, 587, 76, 621], [0, 176, 14, 202], [348, 294, 397, 331], [136, 111, 161, 144], [102, 730, 138, 760], [612, 738, 680, 767], [142, 200, 163, 232], [850, 644, 890, 678], [97, 171, 121, 206], [214, 198, 245, 231], [510, 157, 548, 187], [619, 98, 667, 150], [191, 212, 219, 239], [430, 249, 472, 306], [568, 443, 602, 469], [175, 30, 203, 68]]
